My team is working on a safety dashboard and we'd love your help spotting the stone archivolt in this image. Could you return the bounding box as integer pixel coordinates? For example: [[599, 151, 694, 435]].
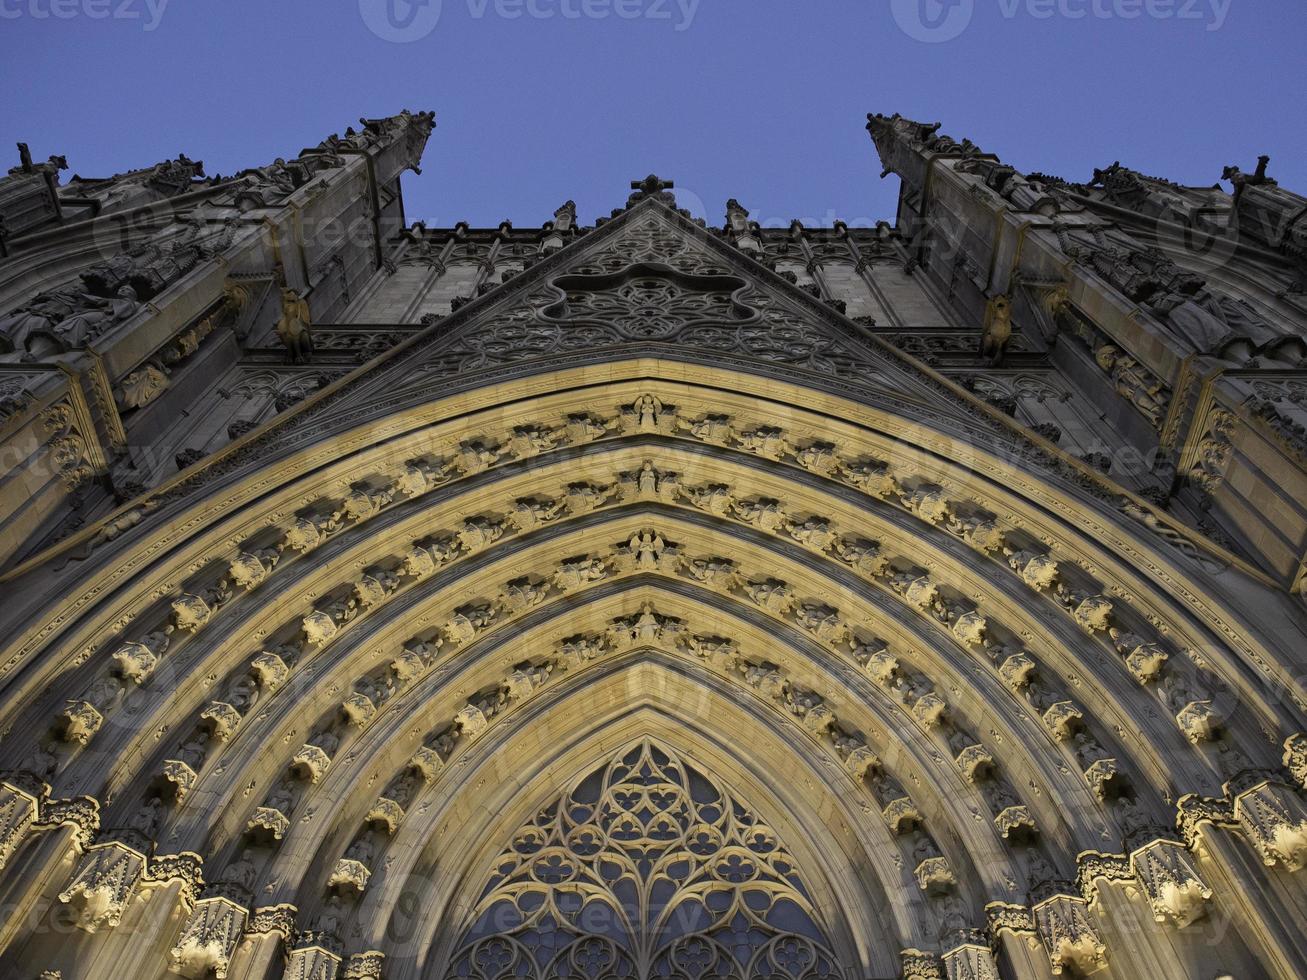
[[13, 394, 1260, 762], [1, 504, 1296, 975], [0, 446, 1296, 971], [0, 196, 1305, 980]]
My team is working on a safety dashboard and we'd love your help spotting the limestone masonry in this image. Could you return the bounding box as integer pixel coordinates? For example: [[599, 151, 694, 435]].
[[0, 109, 1305, 978]]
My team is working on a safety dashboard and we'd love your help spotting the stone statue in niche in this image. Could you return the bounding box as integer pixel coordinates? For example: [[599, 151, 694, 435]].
[[275, 287, 313, 364], [979, 294, 1013, 365]]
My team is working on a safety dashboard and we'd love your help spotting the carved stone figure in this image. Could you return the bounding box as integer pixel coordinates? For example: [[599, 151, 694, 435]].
[[979, 294, 1012, 365], [116, 362, 169, 410], [457, 516, 504, 552], [1095, 345, 1167, 427], [275, 287, 313, 363], [3, 112, 1307, 980], [737, 426, 791, 460]]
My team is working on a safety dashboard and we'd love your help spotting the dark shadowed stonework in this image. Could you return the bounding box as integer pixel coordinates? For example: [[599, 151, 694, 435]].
[[0, 111, 1305, 979]]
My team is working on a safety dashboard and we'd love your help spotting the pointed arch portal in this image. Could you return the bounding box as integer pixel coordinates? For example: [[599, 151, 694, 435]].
[[0, 195, 1305, 980], [447, 738, 842, 980]]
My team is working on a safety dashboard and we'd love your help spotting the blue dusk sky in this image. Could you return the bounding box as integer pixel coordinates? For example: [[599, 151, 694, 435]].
[[1, 0, 1303, 229]]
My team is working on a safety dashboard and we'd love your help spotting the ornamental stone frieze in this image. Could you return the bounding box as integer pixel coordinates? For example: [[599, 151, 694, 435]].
[[80, 502, 1163, 892], [44, 382, 1228, 737]]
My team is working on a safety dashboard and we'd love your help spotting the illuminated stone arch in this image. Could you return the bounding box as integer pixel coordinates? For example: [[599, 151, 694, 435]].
[[0, 196, 1305, 980], [370, 662, 906, 979], [444, 736, 843, 980]]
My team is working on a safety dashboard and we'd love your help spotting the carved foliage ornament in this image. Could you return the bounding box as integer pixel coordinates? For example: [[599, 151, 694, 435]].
[[57, 840, 145, 932], [170, 896, 247, 979]]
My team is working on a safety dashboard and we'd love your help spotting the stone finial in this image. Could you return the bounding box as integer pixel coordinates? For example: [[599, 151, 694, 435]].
[[627, 174, 675, 206]]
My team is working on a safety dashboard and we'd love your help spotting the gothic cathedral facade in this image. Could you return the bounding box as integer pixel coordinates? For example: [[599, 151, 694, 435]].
[[0, 110, 1306, 979]]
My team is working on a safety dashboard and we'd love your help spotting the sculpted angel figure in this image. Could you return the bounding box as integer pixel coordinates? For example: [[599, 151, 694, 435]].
[[733, 497, 785, 532], [636, 393, 661, 431], [630, 529, 665, 570], [624, 393, 676, 433], [624, 460, 678, 502]]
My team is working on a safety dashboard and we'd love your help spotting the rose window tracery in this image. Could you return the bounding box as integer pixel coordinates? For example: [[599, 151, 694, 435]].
[[448, 739, 844, 980]]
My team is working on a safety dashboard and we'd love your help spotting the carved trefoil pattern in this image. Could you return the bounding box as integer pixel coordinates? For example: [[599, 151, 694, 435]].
[[447, 738, 844, 979]]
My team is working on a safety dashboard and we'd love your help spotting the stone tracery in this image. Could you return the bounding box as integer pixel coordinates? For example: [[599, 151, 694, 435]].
[[447, 739, 844, 980]]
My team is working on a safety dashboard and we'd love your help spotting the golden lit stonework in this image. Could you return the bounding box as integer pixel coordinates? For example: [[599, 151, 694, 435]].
[[1, 114, 1306, 979]]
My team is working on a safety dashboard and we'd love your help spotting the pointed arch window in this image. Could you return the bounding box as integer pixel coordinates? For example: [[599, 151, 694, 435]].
[[449, 739, 845, 979]]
